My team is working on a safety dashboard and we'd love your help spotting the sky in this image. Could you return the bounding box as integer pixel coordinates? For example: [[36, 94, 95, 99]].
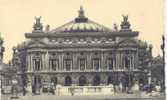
[[0, 0, 164, 63]]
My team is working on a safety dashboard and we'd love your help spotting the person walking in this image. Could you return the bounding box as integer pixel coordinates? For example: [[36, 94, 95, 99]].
[[22, 86, 26, 96]]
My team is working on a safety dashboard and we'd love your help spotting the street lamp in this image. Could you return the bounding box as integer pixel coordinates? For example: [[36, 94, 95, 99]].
[[160, 35, 165, 92]]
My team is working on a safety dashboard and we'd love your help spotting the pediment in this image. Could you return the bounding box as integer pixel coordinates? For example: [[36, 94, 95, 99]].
[[26, 40, 47, 48], [117, 39, 138, 47]]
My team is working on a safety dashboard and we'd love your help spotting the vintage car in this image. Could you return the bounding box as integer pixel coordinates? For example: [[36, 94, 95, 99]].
[[2, 85, 12, 94], [42, 82, 55, 94], [42, 82, 49, 93]]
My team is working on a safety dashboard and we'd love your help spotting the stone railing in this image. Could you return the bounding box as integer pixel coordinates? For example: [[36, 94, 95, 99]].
[[56, 85, 114, 96]]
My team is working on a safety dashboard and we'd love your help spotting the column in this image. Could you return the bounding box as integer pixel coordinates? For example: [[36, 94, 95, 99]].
[[40, 57, 42, 71], [129, 55, 132, 70], [101, 74, 107, 85], [44, 53, 46, 71], [113, 57, 116, 70], [120, 52, 122, 70], [88, 75, 93, 85], [72, 74, 78, 85], [41, 54, 43, 71], [135, 52, 138, 70], [87, 52, 91, 70], [105, 54, 108, 70], [58, 53, 62, 71], [71, 59, 72, 71], [42, 53, 45, 71], [57, 74, 64, 85], [31, 54, 33, 71], [101, 52, 105, 70], [33, 58, 35, 71], [73, 53, 77, 70], [45, 51, 49, 71], [61, 53, 64, 71], [116, 52, 119, 70], [132, 53, 135, 69], [29, 54, 32, 71], [27, 55, 30, 72]]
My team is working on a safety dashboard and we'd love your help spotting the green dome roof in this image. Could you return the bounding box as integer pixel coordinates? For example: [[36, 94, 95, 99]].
[[50, 6, 112, 33]]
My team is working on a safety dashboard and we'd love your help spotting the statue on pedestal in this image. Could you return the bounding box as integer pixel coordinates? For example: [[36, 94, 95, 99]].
[[33, 16, 43, 32], [120, 15, 131, 31]]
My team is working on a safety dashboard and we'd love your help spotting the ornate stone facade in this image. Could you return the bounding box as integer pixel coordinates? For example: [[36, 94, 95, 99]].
[[13, 7, 152, 89]]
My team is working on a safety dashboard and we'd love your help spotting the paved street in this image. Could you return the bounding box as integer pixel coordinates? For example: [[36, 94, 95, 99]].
[[1, 93, 165, 100], [1, 94, 11, 100]]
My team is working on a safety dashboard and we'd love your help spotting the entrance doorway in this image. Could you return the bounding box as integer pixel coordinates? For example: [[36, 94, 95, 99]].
[[51, 77, 57, 87], [93, 75, 100, 86], [108, 76, 113, 85], [65, 76, 72, 86], [79, 76, 87, 86]]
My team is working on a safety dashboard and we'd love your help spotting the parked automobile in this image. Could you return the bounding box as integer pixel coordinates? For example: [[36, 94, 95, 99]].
[[2, 85, 12, 94], [42, 82, 49, 93]]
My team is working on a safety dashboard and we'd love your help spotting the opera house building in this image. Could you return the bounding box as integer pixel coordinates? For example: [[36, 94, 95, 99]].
[[12, 7, 153, 91]]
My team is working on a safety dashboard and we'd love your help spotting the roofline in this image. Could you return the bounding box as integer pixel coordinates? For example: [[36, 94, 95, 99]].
[[25, 31, 139, 38]]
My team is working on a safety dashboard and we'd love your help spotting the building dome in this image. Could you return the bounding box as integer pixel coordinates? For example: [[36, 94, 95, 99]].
[[50, 6, 112, 33]]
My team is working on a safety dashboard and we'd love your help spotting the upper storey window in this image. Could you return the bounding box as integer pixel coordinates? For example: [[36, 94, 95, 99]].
[[64, 59, 72, 71], [49, 59, 58, 71], [93, 58, 100, 70], [124, 56, 130, 69], [33, 58, 41, 71], [107, 58, 114, 70], [79, 58, 86, 70]]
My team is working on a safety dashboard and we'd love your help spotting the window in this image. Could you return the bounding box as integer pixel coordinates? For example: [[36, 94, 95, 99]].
[[33, 59, 40, 71], [125, 56, 130, 69], [93, 59, 100, 70], [108, 58, 114, 70], [64, 59, 72, 71], [80, 59, 86, 70], [50, 59, 58, 71]]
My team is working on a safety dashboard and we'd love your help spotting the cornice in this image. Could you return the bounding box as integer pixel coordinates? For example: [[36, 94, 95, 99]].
[[25, 31, 139, 38]]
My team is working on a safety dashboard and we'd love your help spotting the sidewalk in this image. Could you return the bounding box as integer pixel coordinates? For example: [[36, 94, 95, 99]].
[[7, 92, 165, 100]]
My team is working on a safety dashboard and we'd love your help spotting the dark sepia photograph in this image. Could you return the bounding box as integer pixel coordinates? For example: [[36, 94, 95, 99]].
[[0, 0, 165, 100]]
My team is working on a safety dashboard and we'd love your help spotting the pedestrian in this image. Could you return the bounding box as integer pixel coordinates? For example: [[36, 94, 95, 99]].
[[51, 82, 55, 95], [23, 86, 26, 96], [119, 82, 123, 92], [113, 82, 116, 93], [27, 82, 32, 94], [32, 84, 35, 95], [47, 84, 50, 95]]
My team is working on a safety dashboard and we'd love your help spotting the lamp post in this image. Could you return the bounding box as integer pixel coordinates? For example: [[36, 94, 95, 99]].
[[161, 35, 165, 92]]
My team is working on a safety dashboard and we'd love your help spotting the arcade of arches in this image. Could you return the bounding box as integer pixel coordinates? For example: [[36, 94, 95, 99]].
[[30, 73, 144, 87]]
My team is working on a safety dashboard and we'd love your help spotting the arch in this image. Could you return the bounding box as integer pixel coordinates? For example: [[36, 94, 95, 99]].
[[117, 39, 138, 47], [65, 76, 72, 86], [79, 75, 87, 86], [107, 76, 113, 85], [51, 77, 57, 87], [34, 76, 41, 86], [93, 75, 101, 86]]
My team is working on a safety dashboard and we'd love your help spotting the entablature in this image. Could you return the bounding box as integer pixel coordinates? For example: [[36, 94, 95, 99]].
[[25, 31, 138, 39]]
